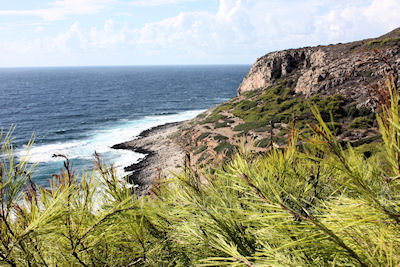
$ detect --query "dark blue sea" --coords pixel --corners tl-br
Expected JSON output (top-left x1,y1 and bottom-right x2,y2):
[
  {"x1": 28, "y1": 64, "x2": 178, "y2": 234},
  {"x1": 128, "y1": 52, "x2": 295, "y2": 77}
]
[{"x1": 0, "y1": 65, "x2": 249, "y2": 185}]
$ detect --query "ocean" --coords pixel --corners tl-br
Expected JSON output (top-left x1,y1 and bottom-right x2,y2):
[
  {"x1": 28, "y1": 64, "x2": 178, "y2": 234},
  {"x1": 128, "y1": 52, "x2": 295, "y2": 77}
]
[{"x1": 0, "y1": 65, "x2": 250, "y2": 186}]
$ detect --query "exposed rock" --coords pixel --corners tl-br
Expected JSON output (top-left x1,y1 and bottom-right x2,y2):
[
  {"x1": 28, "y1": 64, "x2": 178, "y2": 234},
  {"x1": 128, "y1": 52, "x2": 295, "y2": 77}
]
[
  {"x1": 238, "y1": 28, "x2": 400, "y2": 107},
  {"x1": 178, "y1": 29, "x2": 400, "y2": 166},
  {"x1": 112, "y1": 122, "x2": 185, "y2": 195}
]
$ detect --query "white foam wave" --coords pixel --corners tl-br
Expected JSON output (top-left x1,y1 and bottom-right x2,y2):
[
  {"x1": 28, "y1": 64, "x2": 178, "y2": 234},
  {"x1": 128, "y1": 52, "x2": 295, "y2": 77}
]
[
  {"x1": 20, "y1": 140, "x2": 88, "y2": 163},
  {"x1": 17, "y1": 109, "x2": 204, "y2": 176}
]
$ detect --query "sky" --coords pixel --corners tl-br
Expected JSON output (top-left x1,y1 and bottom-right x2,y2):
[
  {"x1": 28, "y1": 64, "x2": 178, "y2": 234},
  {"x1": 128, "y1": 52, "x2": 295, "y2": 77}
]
[{"x1": 0, "y1": 0, "x2": 399, "y2": 67}]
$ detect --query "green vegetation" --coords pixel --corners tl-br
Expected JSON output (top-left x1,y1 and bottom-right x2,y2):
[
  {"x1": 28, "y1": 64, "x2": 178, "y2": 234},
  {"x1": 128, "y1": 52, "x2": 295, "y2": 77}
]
[
  {"x1": 199, "y1": 102, "x2": 238, "y2": 126},
  {"x1": 213, "y1": 101, "x2": 237, "y2": 113},
  {"x1": 200, "y1": 113, "x2": 227, "y2": 124},
  {"x1": 350, "y1": 116, "x2": 375, "y2": 129},
  {"x1": 233, "y1": 121, "x2": 268, "y2": 133},
  {"x1": 214, "y1": 134, "x2": 228, "y2": 142},
  {"x1": 199, "y1": 81, "x2": 373, "y2": 143},
  {"x1": 213, "y1": 141, "x2": 236, "y2": 156},
  {"x1": 195, "y1": 112, "x2": 206, "y2": 119},
  {"x1": 1, "y1": 76, "x2": 399, "y2": 266},
  {"x1": 367, "y1": 36, "x2": 400, "y2": 47},
  {"x1": 242, "y1": 89, "x2": 261, "y2": 98},
  {"x1": 197, "y1": 151, "x2": 210, "y2": 163},
  {"x1": 196, "y1": 132, "x2": 211, "y2": 142},
  {"x1": 231, "y1": 83, "x2": 350, "y2": 133},
  {"x1": 194, "y1": 145, "x2": 208, "y2": 155},
  {"x1": 255, "y1": 137, "x2": 269, "y2": 147},
  {"x1": 214, "y1": 121, "x2": 229, "y2": 128}
]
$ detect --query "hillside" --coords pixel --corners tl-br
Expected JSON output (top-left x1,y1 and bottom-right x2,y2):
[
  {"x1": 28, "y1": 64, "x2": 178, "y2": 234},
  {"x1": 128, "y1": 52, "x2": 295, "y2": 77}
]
[{"x1": 175, "y1": 28, "x2": 400, "y2": 168}]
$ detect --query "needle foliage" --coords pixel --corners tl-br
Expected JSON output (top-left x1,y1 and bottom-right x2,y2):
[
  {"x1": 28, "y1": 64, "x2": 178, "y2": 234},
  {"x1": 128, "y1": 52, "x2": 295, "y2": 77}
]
[{"x1": 1, "y1": 76, "x2": 400, "y2": 266}]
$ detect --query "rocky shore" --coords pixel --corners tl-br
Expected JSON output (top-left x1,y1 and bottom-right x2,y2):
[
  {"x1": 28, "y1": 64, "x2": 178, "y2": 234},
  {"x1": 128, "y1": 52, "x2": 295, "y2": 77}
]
[
  {"x1": 111, "y1": 29, "x2": 400, "y2": 196},
  {"x1": 112, "y1": 122, "x2": 186, "y2": 195}
]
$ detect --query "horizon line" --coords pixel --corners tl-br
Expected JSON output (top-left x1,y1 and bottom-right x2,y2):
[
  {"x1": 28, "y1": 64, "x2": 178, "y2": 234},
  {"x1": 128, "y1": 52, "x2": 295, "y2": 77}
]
[{"x1": 0, "y1": 63, "x2": 252, "y2": 69}]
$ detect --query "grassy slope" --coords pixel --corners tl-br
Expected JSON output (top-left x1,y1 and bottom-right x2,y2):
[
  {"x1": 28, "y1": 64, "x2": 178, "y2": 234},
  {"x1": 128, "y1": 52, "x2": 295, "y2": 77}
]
[
  {"x1": 173, "y1": 29, "x2": 400, "y2": 168},
  {"x1": 176, "y1": 81, "x2": 380, "y2": 168}
]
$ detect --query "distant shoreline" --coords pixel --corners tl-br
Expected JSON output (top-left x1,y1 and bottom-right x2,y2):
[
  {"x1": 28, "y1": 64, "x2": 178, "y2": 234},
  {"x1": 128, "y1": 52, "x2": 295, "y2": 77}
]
[{"x1": 111, "y1": 121, "x2": 185, "y2": 195}]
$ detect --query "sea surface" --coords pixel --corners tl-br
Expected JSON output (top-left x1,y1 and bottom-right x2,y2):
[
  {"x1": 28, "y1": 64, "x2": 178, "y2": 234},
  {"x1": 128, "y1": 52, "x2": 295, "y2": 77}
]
[{"x1": 0, "y1": 65, "x2": 249, "y2": 186}]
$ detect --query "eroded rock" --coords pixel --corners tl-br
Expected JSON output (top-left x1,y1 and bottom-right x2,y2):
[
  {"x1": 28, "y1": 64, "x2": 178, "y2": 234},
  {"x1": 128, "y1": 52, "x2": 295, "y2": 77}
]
[{"x1": 238, "y1": 28, "x2": 400, "y2": 107}]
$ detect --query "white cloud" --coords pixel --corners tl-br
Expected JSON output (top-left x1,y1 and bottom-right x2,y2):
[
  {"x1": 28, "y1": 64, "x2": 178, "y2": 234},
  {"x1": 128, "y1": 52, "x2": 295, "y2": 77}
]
[
  {"x1": 34, "y1": 26, "x2": 44, "y2": 32},
  {"x1": 48, "y1": 21, "x2": 88, "y2": 52},
  {"x1": 0, "y1": 19, "x2": 126, "y2": 58},
  {"x1": 131, "y1": 0, "x2": 400, "y2": 54},
  {"x1": 130, "y1": 0, "x2": 195, "y2": 7},
  {"x1": 313, "y1": 0, "x2": 400, "y2": 43},
  {"x1": 1, "y1": 0, "x2": 400, "y2": 66},
  {"x1": 90, "y1": 20, "x2": 127, "y2": 48},
  {"x1": 364, "y1": 0, "x2": 400, "y2": 31},
  {"x1": 0, "y1": 0, "x2": 115, "y2": 21}
]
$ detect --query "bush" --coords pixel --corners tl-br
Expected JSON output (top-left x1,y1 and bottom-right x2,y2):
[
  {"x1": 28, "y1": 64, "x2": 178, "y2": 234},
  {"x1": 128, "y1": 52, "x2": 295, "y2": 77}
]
[
  {"x1": 242, "y1": 90, "x2": 261, "y2": 98},
  {"x1": 214, "y1": 134, "x2": 228, "y2": 141},
  {"x1": 214, "y1": 121, "x2": 229, "y2": 128},
  {"x1": 349, "y1": 116, "x2": 374, "y2": 129},
  {"x1": 367, "y1": 37, "x2": 400, "y2": 47},
  {"x1": 233, "y1": 121, "x2": 268, "y2": 132},
  {"x1": 213, "y1": 141, "x2": 236, "y2": 156},
  {"x1": 196, "y1": 112, "x2": 206, "y2": 119},
  {"x1": 196, "y1": 132, "x2": 211, "y2": 141},
  {"x1": 200, "y1": 113, "x2": 227, "y2": 124},
  {"x1": 194, "y1": 145, "x2": 208, "y2": 155},
  {"x1": 255, "y1": 137, "x2": 270, "y2": 147}
]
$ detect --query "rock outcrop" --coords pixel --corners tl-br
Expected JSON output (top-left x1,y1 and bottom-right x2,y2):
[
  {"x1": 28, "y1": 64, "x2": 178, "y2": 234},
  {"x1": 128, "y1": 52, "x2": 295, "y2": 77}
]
[
  {"x1": 175, "y1": 28, "x2": 400, "y2": 171},
  {"x1": 238, "y1": 28, "x2": 400, "y2": 106}
]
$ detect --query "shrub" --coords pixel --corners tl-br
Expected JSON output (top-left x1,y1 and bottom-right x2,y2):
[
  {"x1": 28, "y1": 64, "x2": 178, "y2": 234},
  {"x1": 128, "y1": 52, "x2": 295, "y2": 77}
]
[
  {"x1": 255, "y1": 138, "x2": 269, "y2": 147},
  {"x1": 242, "y1": 90, "x2": 261, "y2": 98},
  {"x1": 349, "y1": 116, "x2": 374, "y2": 129},
  {"x1": 195, "y1": 132, "x2": 211, "y2": 141},
  {"x1": 194, "y1": 145, "x2": 208, "y2": 155},
  {"x1": 197, "y1": 151, "x2": 210, "y2": 163},
  {"x1": 214, "y1": 121, "x2": 229, "y2": 128},
  {"x1": 367, "y1": 37, "x2": 400, "y2": 47},
  {"x1": 213, "y1": 141, "x2": 236, "y2": 156},
  {"x1": 196, "y1": 112, "x2": 206, "y2": 119},
  {"x1": 233, "y1": 121, "x2": 268, "y2": 132},
  {"x1": 214, "y1": 134, "x2": 228, "y2": 141},
  {"x1": 200, "y1": 113, "x2": 227, "y2": 124},
  {"x1": 213, "y1": 102, "x2": 237, "y2": 114}
]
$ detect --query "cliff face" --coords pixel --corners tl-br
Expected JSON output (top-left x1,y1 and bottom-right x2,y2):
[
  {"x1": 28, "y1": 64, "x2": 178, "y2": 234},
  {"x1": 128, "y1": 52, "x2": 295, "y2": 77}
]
[
  {"x1": 176, "y1": 28, "x2": 400, "y2": 169},
  {"x1": 238, "y1": 28, "x2": 400, "y2": 106}
]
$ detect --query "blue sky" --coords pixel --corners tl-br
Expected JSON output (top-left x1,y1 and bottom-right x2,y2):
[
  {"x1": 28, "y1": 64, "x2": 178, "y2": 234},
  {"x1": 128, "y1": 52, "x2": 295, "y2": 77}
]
[{"x1": 0, "y1": 0, "x2": 399, "y2": 67}]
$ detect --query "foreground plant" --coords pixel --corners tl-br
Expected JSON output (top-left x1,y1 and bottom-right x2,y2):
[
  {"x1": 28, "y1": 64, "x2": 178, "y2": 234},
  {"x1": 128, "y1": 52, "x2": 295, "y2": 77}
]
[
  {"x1": 0, "y1": 131, "x2": 166, "y2": 266},
  {"x1": 0, "y1": 75, "x2": 399, "y2": 266},
  {"x1": 161, "y1": 75, "x2": 400, "y2": 266}
]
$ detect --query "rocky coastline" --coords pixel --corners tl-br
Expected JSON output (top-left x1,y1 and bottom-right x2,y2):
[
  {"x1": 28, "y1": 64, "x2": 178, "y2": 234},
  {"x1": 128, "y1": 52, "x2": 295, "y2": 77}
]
[
  {"x1": 111, "y1": 121, "x2": 185, "y2": 195},
  {"x1": 111, "y1": 28, "x2": 400, "y2": 196}
]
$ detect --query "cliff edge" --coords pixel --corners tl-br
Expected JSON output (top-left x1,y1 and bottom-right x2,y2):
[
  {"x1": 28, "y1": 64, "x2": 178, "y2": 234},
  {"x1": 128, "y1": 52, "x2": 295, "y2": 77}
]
[
  {"x1": 238, "y1": 28, "x2": 400, "y2": 106},
  {"x1": 174, "y1": 28, "x2": 400, "y2": 169}
]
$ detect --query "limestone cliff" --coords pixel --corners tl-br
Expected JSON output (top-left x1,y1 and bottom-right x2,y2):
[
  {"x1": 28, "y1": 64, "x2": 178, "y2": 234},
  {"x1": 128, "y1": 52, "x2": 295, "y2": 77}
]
[
  {"x1": 238, "y1": 28, "x2": 400, "y2": 106},
  {"x1": 176, "y1": 28, "x2": 400, "y2": 168}
]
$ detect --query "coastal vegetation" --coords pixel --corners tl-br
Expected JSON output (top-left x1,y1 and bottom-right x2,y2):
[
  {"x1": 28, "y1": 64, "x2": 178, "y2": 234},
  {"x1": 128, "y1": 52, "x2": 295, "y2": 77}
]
[
  {"x1": 178, "y1": 79, "x2": 379, "y2": 168},
  {"x1": 367, "y1": 36, "x2": 400, "y2": 47},
  {"x1": 1, "y1": 73, "x2": 399, "y2": 266}
]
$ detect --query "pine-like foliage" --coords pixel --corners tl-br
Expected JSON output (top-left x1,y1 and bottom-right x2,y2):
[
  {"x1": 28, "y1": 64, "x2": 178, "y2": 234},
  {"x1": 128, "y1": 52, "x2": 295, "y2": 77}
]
[{"x1": 1, "y1": 76, "x2": 400, "y2": 266}]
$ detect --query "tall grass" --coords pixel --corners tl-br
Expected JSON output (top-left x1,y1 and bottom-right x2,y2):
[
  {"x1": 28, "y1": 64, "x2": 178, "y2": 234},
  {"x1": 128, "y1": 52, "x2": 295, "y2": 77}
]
[{"x1": 1, "y1": 76, "x2": 400, "y2": 266}]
